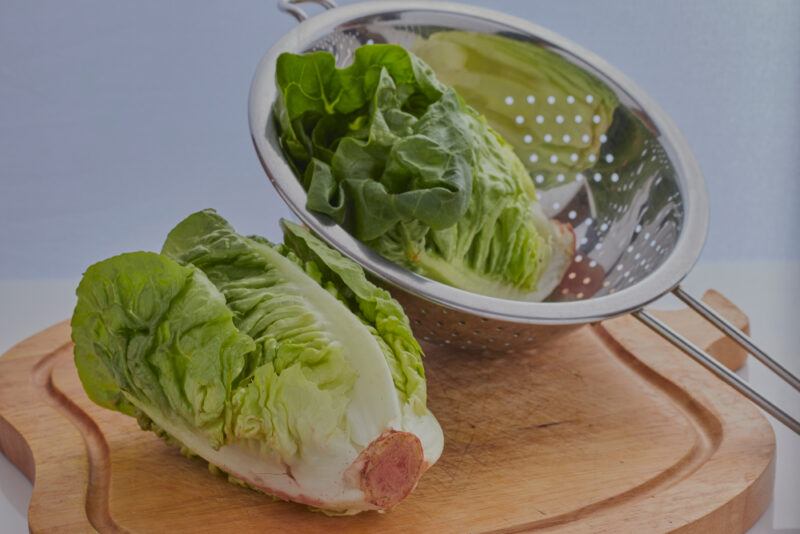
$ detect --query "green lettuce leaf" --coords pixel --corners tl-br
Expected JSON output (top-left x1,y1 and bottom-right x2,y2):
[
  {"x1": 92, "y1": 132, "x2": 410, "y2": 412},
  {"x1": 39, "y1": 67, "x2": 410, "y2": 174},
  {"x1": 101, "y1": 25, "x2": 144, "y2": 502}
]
[
  {"x1": 71, "y1": 252, "x2": 253, "y2": 448},
  {"x1": 162, "y1": 210, "x2": 378, "y2": 458},
  {"x1": 279, "y1": 220, "x2": 427, "y2": 414}
]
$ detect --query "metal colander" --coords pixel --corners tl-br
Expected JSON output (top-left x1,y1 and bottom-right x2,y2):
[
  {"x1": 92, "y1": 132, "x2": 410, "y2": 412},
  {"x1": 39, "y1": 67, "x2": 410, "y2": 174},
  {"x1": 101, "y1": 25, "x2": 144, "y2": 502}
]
[{"x1": 249, "y1": 0, "x2": 799, "y2": 433}]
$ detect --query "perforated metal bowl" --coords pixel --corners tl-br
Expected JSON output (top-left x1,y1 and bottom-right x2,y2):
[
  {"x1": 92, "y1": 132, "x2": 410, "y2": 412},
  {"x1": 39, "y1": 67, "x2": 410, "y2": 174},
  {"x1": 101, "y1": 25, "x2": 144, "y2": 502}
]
[{"x1": 249, "y1": 0, "x2": 799, "y2": 432}]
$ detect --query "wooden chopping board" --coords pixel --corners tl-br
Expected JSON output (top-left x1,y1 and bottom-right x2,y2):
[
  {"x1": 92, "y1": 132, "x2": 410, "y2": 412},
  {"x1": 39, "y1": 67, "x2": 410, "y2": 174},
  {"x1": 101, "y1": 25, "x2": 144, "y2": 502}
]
[{"x1": 0, "y1": 290, "x2": 775, "y2": 533}]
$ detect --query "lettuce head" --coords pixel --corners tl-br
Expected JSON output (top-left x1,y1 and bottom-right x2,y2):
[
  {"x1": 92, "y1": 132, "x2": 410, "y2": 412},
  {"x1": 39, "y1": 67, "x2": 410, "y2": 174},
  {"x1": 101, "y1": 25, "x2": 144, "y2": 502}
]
[
  {"x1": 274, "y1": 42, "x2": 576, "y2": 301},
  {"x1": 71, "y1": 209, "x2": 443, "y2": 514}
]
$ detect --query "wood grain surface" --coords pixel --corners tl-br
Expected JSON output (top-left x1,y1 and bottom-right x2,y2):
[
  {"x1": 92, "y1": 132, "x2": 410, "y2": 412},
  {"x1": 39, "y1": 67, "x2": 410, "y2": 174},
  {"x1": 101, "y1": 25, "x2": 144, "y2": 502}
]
[{"x1": 0, "y1": 290, "x2": 775, "y2": 533}]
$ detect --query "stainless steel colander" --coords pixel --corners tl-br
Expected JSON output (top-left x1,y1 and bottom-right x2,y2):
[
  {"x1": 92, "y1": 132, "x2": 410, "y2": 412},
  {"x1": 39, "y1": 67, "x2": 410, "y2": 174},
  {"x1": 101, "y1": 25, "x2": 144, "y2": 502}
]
[{"x1": 249, "y1": 0, "x2": 800, "y2": 433}]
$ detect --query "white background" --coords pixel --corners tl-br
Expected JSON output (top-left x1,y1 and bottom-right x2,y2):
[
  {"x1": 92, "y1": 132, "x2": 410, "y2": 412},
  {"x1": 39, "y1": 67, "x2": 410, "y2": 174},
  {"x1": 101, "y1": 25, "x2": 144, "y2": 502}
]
[{"x1": 0, "y1": 1, "x2": 798, "y2": 532}]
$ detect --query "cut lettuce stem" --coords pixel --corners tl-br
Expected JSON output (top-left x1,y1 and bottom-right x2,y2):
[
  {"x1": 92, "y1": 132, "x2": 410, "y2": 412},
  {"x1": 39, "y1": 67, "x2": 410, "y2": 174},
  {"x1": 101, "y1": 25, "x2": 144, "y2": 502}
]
[
  {"x1": 127, "y1": 394, "x2": 426, "y2": 513},
  {"x1": 526, "y1": 204, "x2": 576, "y2": 301}
]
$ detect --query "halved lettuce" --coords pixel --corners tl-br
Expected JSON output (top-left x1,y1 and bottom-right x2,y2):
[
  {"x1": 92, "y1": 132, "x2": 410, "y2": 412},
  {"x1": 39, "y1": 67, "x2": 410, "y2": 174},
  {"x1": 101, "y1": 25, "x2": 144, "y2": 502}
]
[
  {"x1": 274, "y1": 44, "x2": 574, "y2": 300},
  {"x1": 72, "y1": 209, "x2": 443, "y2": 514}
]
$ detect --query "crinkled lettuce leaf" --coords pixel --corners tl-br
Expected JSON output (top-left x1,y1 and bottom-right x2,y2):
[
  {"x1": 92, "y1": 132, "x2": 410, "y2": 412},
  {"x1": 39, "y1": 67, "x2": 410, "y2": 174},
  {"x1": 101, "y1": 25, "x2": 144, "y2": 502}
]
[
  {"x1": 278, "y1": 48, "x2": 471, "y2": 241},
  {"x1": 274, "y1": 44, "x2": 559, "y2": 297},
  {"x1": 162, "y1": 210, "x2": 360, "y2": 459},
  {"x1": 71, "y1": 252, "x2": 253, "y2": 448},
  {"x1": 279, "y1": 220, "x2": 427, "y2": 414}
]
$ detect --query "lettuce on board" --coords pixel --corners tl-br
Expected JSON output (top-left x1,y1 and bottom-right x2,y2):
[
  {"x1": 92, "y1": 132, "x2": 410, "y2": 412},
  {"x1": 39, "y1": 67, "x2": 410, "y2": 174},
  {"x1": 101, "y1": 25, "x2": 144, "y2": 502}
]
[
  {"x1": 274, "y1": 43, "x2": 574, "y2": 301},
  {"x1": 72, "y1": 209, "x2": 443, "y2": 514}
]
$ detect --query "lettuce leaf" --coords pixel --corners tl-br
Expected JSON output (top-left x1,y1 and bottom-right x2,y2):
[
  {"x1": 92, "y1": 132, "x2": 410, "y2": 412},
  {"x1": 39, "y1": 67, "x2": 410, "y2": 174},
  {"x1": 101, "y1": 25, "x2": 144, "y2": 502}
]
[
  {"x1": 161, "y1": 210, "x2": 361, "y2": 459},
  {"x1": 72, "y1": 252, "x2": 253, "y2": 448},
  {"x1": 279, "y1": 52, "x2": 472, "y2": 241},
  {"x1": 279, "y1": 220, "x2": 427, "y2": 414}
]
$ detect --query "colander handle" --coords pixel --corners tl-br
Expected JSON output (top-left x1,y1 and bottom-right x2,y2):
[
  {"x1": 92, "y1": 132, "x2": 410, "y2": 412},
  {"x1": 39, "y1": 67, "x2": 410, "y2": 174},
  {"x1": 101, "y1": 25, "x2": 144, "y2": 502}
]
[
  {"x1": 672, "y1": 286, "x2": 800, "y2": 391},
  {"x1": 633, "y1": 285, "x2": 800, "y2": 435},
  {"x1": 277, "y1": 0, "x2": 337, "y2": 22}
]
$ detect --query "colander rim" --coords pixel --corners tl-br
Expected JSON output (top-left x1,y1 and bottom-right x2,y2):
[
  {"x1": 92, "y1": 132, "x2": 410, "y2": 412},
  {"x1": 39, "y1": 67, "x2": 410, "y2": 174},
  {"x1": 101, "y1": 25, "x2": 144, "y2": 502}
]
[{"x1": 248, "y1": 0, "x2": 709, "y2": 325}]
